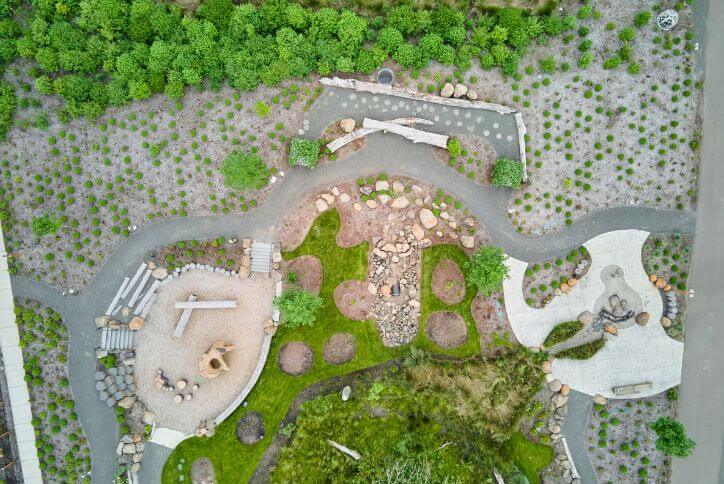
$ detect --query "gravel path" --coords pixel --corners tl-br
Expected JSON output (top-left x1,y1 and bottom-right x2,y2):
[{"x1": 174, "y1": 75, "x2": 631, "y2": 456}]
[{"x1": 7, "y1": 85, "x2": 696, "y2": 482}]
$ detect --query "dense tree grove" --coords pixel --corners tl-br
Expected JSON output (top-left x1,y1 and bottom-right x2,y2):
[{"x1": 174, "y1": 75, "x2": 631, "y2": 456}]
[{"x1": 0, "y1": 0, "x2": 575, "y2": 125}]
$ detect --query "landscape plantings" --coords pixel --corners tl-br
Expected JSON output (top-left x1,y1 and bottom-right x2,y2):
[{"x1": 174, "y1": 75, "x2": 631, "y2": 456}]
[
  {"x1": 543, "y1": 320, "x2": 583, "y2": 348},
  {"x1": 150, "y1": 237, "x2": 246, "y2": 272},
  {"x1": 466, "y1": 246, "x2": 509, "y2": 296},
  {"x1": 273, "y1": 350, "x2": 548, "y2": 482},
  {"x1": 437, "y1": 135, "x2": 497, "y2": 185},
  {"x1": 492, "y1": 158, "x2": 525, "y2": 188},
  {"x1": 14, "y1": 301, "x2": 91, "y2": 482},
  {"x1": 274, "y1": 289, "x2": 324, "y2": 328},
  {"x1": 651, "y1": 417, "x2": 695, "y2": 458},
  {"x1": 587, "y1": 392, "x2": 678, "y2": 483},
  {"x1": 522, "y1": 246, "x2": 589, "y2": 307},
  {"x1": 288, "y1": 137, "x2": 321, "y2": 168},
  {"x1": 642, "y1": 233, "x2": 692, "y2": 341},
  {"x1": 221, "y1": 150, "x2": 270, "y2": 190},
  {"x1": 553, "y1": 338, "x2": 604, "y2": 360}
]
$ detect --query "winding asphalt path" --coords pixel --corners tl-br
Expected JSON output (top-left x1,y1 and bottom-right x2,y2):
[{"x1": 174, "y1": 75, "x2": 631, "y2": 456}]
[
  {"x1": 562, "y1": 391, "x2": 597, "y2": 484},
  {"x1": 7, "y1": 85, "x2": 696, "y2": 482}
]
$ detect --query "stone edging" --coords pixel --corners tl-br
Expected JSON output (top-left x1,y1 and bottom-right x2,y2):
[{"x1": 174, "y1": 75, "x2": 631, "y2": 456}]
[
  {"x1": 0, "y1": 224, "x2": 42, "y2": 483},
  {"x1": 319, "y1": 77, "x2": 528, "y2": 182},
  {"x1": 560, "y1": 436, "x2": 580, "y2": 479},
  {"x1": 320, "y1": 77, "x2": 517, "y2": 114}
]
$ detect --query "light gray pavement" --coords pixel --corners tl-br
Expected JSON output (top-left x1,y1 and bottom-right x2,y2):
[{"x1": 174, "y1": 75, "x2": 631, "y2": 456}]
[
  {"x1": 672, "y1": 0, "x2": 724, "y2": 482},
  {"x1": 6, "y1": 86, "x2": 697, "y2": 482},
  {"x1": 561, "y1": 390, "x2": 597, "y2": 484}
]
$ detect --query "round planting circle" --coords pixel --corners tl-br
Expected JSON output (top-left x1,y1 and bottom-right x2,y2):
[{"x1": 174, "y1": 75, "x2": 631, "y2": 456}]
[
  {"x1": 323, "y1": 332, "x2": 356, "y2": 365},
  {"x1": 277, "y1": 341, "x2": 313, "y2": 376},
  {"x1": 236, "y1": 411, "x2": 265, "y2": 445},
  {"x1": 425, "y1": 311, "x2": 468, "y2": 349}
]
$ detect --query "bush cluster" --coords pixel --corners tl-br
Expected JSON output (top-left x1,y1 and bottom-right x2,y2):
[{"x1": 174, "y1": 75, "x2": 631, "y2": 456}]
[
  {"x1": 289, "y1": 137, "x2": 321, "y2": 168},
  {"x1": 220, "y1": 150, "x2": 269, "y2": 190},
  {"x1": 492, "y1": 158, "x2": 525, "y2": 188},
  {"x1": 274, "y1": 288, "x2": 323, "y2": 328}
]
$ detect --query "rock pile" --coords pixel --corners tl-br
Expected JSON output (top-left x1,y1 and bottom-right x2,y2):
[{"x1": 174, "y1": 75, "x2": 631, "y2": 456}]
[
  {"x1": 440, "y1": 83, "x2": 478, "y2": 101},
  {"x1": 649, "y1": 274, "x2": 679, "y2": 326},
  {"x1": 541, "y1": 360, "x2": 579, "y2": 484},
  {"x1": 116, "y1": 433, "x2": 146, "y2": 473},
  {"x1": 95, "y1": 365, "x2": 136, "y2": 408},
  {"x1": 154, "y1": 369, "x2": 199, "y2": 402}
]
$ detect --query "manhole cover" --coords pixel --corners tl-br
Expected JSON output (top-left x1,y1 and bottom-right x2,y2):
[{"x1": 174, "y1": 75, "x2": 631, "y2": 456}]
[{"x1": 377, "y1": 68, "x2": 394, "y2": 85}]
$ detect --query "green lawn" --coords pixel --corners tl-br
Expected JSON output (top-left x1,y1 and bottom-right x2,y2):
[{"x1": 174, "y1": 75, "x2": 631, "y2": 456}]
[
  {"x1": 162, "y1": 210, "x2": 402, "y2": 483},
  {"x1": 502, "y1": 431, "x2": 555, "y2": 484},
  {"x1": 417, "y1": 244, "x2": 482, "y2": 355}
]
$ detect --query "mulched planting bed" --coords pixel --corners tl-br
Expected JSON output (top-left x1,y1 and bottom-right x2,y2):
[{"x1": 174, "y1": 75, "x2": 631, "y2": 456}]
[
  {"x1": 523, "y1": 247, "x2": 590, "y2": 308},
  {"x1": 236, "y1": 412, "x2": 265, "y2": 445},
  {"x1": 277, "y1": 342, "x2": 314, "y2": 376},
  {"x1": 333, "y1": 279, "x2": 374, "y2": 321},
  {"x1": 425, "y1": 310, "x2": 468, "y2": 349},
  {"x1": 431, "y1": 258, "x2": 466, "y2": 305},
  {"x1": 190, "y1": 457, "x2": 215, "y2": 484},
  {"x1": 150, "y1": 237, "x2": 246, "y2": 272},
  {"x1": 471, "y1": 291, "x2": 519, "y2": 352},
  {"x1": 284, "y1": 255, "x2": 323, "y2": 295},
  {"x1": 322, "y1": 332, "x2": 357, "y2": 365}
]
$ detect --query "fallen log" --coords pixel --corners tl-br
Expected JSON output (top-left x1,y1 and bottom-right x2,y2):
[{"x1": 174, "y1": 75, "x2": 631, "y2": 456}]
[
  {"x1": 362, "y1": 118, "x2": 449, "y2": 148},
  {"x1": 326, "y1": 117, "x2": 433, "y2": 153}
]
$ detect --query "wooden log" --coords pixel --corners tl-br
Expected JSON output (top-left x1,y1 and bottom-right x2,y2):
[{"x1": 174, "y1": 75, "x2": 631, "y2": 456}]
[
  {"x1": 121, "y1": 263, "x2": 147, "y2": 299},
  {"x1": 327, "y1": 117, "x2": 433, "y2": 153},
  {"x1": 105, "y1": 277, "x2": 130, "y2": 316},
  {"x1": 174, "y1": 294, "x2": 198, "y2": 338},
  {"x1": 174, "y1": 300, "x2": 237, "y2": 309},
  {"x1": 128, "y1": 269, "x2": 152, "y2": 307},
  {"x1": 134, "y1": 279, "x2": 161, "y2": 316},
  {"x1": 327, "y1": 440, "x2": 361, "y2": 460},
  {"x1": 362, "y1": 118, "x2": 449, "y2": 148}
]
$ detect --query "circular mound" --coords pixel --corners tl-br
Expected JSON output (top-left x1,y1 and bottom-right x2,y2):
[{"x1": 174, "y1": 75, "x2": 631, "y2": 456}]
[
  {"x1": 431, "y1": 259, "x2": 466, "y2": 305},
  {"x1": 323, "y1": 333, "x2": 356, "y2": 365},
  {"x1": 277, "y1": 341, "x2": 313, "y2": 376},
  {"x1": 334, "y1": 280, "x2": 374, "y2": 320},
  {"x1": 236, "y1": 411, "x2": 265, "y2": 445},
  {"x1": 285, "y1": 256, "x2": 323, "y2": 294},
  {"x1": 191, "y1": 457, "x2": 215, "y2": 484},
  {"x1": 425, "y1": 311, "x2": 468, "y2": 349}
]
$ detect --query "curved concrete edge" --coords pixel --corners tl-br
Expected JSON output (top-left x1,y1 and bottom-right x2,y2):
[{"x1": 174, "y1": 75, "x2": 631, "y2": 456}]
[
  {"x1": 148, "y1": 332, "x2": 273, "y2": 449},
  {"x1": 504, "y1": 229, "x2": 684, "y2": 399},
  {"x1": 0, "y1": 224, "x2": 42, "y2": 483},
  {"x1": 215, "y1": 332, "x2": 272, "y2": 425},
  {"x1": 320, "y1": 77, "x2": 518, "y2": 114}
]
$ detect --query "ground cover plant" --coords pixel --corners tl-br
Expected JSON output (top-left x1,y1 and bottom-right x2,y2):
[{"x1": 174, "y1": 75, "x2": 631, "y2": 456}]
[
  {"x1": 587, "y1": 391, "x2": 680, "y2": 483},
  {"x1": 272, "y1": 349, "x2": 549, "y2": 482},
  {"x1": 543, "y1": 320, "x2": 582, "y2": 348},
  {"x1": 14, "y1": 301, "x2": 91, "y2": 482}
]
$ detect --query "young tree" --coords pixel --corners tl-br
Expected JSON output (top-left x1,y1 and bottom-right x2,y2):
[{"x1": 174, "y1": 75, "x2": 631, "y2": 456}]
[
  {"x1": 220, "y1": 150, "x2": 269, "y2": 190},
  {"x1": 465, "y1": 246, "x2": 508, "y2": 296},
  {"x1": 651, "y1": 417, "x2": 695, "y2": 458},
  {"x1": 274, "y1": 289, "x2": 323, "y2": 328}
]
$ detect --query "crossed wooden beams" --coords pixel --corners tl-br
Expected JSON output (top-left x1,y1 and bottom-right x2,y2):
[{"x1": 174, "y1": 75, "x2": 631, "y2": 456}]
[
  {"x1": 173, "y1": 295, "x2": 237, "y2": 338},
  {"x1": 326, "y1": 117, "x2": 449, "y2": 153}
]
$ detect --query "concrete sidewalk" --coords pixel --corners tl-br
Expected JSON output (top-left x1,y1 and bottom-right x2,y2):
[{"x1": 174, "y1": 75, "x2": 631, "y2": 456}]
[{"x1": 0, "y1": 223, "x2": 42, "y2": 483}]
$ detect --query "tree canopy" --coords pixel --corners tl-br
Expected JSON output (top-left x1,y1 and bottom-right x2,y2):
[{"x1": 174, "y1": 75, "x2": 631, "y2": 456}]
[
  {"x1": 465, "y1": 246, "x2": 509, "y2": 296},
  {"x1": 274, "y1": 289, "x2": 323, "y2": 328},
  {"x1": 650, "y1": 417, "x2": 696, "y2": 458},
  {"x1": 220, "y1": 150, "x2": 269, "y2": 190}
]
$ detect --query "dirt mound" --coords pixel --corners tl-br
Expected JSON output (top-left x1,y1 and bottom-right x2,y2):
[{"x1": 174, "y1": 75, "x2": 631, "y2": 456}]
[
  {"x1": 323, "y1": 333, "x2": 356, "y2": 364},
  {"x1": 425, "y1": 311, "x2": 468, "y2": 349},
  {"x1": 191, "y1": 457, "x2": 215, "y2": 484},
  {"x1": 431, "y1": 259, "x2": 466, "y2": 305},
  {"x1": 334, "y1": 280, "x2": 374, "y2": 320},
  {"x1": 236, "y1": 411, "x2": 265, "y2": 445},
  {"x1": 285, "y1": 256, "x2": 323, "y2": 294},
  {"x1": 277, "y1": 341, "x2": 313, "y2": 376}
]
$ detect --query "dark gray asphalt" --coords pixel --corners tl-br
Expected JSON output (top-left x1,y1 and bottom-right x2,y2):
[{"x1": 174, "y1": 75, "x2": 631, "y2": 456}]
[
  {"x1": 561, "y1": 390, "x2": 597, "y2": 484},
  {"x1": 672, "y1": 0, "x2": 724, "y2": 482}
]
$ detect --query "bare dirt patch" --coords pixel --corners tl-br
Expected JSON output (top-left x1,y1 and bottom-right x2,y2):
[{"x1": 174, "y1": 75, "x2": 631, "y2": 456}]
[
  {"x1": 333, "y1": 280, "x2": 374, "y2": 321},
  {"x1": 190, "y1": 457, "x2": 215, "y2": 484},
  {"x1": 425, "y1": 311, "x2": 468, "y2": 349},
  {"x1": 322, "y1": 332, "x2": 357, "y2": 365},
  {"x1": 431, "y1": 258, "x2": 466, "y2": 305},
  {"x1": 236, "y1": 411, "x2": 265, "y2": 445},
  {"x1": 277, "y1": 342, "x2": 313, "y2": 376},
  {"x1": 471, "y1": 291, "x2": 518, "y2": 351},
  {"x1": 284, "y1": 255, "x2": 323, "y2": 294}
]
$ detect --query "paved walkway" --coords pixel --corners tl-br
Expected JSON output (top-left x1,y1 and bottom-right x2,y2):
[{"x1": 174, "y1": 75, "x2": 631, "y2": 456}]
[
  {"x1": 561, "y1": 390, "x2": 597, "y2": 484},
  {"x1": 673, "y1": 0, "x2": 724, "y2": 481},
  {"x1": 5, "y1": 86, "x2": 696, "y2": 482},
  {"x1": 0, "y1": 224, "x2": 42, "y2": 483},
  {"x1": 504, "y1": 230, "x2": 683, "y2": 399}
]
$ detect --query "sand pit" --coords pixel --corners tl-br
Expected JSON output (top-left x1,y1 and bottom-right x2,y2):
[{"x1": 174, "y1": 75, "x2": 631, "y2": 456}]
[{"x1": 135, "y1": 270, "x2": 273, "y2": 434}]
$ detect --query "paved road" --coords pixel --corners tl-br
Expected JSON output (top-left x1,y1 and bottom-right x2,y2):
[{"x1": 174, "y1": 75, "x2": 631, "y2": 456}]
[
  {"x1": 8, "y1": 86, "x2": 696, "y2": 482},
  {"x1": 672, "y1": 0, "x2": 724, "y2": 482}
]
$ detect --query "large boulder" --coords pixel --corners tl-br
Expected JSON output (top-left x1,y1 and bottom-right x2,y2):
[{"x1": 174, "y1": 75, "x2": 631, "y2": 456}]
[
  {"x1": 339, "y1": 118, "x2": 355, "y2": 133},
  {"x1": 460, "y1": 235, "x2": 474, "y2": 248},
  {"x1": 419, "y1": 208, "x2": 438, "y2": 229},
  {"x1": 440, "y1": 83, "x2": 454, "y2": 98},
  {"x1": 129, "y1": 316, "x2": 144, "y2": 331},
  {"x1": 635, "y1": 312, "x2": 650, "y2": 326},
  {"x1": 453, "y1": 84, "x2": 468, "y2": 98},
  {"x1": 578, "y1": 311, "x2": 593, "y2": 325}
]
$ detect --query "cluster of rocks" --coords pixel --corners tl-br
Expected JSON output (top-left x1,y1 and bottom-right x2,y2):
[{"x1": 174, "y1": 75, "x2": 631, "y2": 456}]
[
  {"x1": 368, "y1": 230, "x2": 422, "y2": 346},
  {"x1": 573, "y1": 259, "x2": 589, "y2": 276},
  {"x1": 314, "y1": 185, "x2": 351, "y2": 212},
  {"x1": 440, "y1": 82, "x2": 478, "y2": 100},
  {"x1": 154, "y1": 369, "x2": 200, "y2": 404},
  {"x1": 116, "y1": 433, "x2": 147, "y2": 474},
  {"x1": 553, "y1": 277, "x2": 579, "y2": 297},
  {"x1": 95, "y1": 365, "x2": 136, "y2": 408},
  {"x1": 195, "y1": 418, "x2": 217, "y2": 438},
  {"x1": 95, "y1": 315, "x2": 144, "y2": 331},
  {"x1": 649, "y1": 274, "x2": 678, "y2": 327},
  {"x1": 540, "y1": 362, "x2": 579, "y2": 483}
]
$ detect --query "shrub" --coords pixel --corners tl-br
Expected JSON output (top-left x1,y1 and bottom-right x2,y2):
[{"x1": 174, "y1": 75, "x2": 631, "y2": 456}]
[
  {"x1": 603, "y1": 55, "x2": 622, "y2": 69},
  {"x1": 254, "y1": 101, "x2": 271, "y2": 118},
  {"x1": 447, "y1": 137, "x2": 462, "y2": 156},
  {"x1": 0, "y1": 81, "x2": 16, "y2": 140},
  {"x1": 651, "y1": 417, "x2": 695, "y2": 457},
  {"x1": 554, "y1": 338, "x2": 605, "y2": 359},
  {"x1": 539, "y1": 56, "x2": 557, "y2": 74},
  {"x1": 465, "y1": 246, "x2": 508, "y2": 296},
  {"x1": 221, "y1": 150, "x2": 269, "y2": 190},
  {"x1": 274, "y1": 289, "x2": 323, "y2": 328},
  {"x1": 492, "y1": 158, "x2": 525, "y2": 189},
  {"x1": 543, "y1": 320, "x2": 584, "y2": 348},
  {"x1": 32, "y1": 214, "x2": 62, "y2": 237},
  {"x1": 619, "y1": 27, "x2": 635, "y2": 42},
  {"x1": 634, "y1": 11, "x2": 652, "y2": 28},
  {"x1": 288, "y1": 138, "x2": 321, "y2": 168},
  {"x1": 578, "y1": 52, "x2": 593, "y2": 68}
]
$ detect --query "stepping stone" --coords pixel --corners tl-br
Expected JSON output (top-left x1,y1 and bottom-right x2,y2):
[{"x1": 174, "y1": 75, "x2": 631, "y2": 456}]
[
  {"x1": 99, "y1": 390, "x2": 109, "y2": 401},
  {"x1": 107, "y1": 367, "x2": 118, "y2": 376},
  {"x1": 96, "y1": 381, "x2": 107, "y2": 391},
  {"x1": 94, "y1": 371, "x2": 105, "y2": 381}
]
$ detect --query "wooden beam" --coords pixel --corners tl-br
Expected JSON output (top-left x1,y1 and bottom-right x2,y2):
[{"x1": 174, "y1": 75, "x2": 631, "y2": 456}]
[
  {"x1": 362, "y1": 118, "x2": 448, "y2": 148},
  {"x1": 326, "y1": 117, "x2": 433, "y2": 153},
  {"x1": 174, "y1": 300, "x2": 237, "y2": 309}
]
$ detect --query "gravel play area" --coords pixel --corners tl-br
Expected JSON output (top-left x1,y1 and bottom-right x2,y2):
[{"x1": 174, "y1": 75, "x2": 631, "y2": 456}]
[{"x1": 134, "y1": 270, "x2": 273, "y2": 434}]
